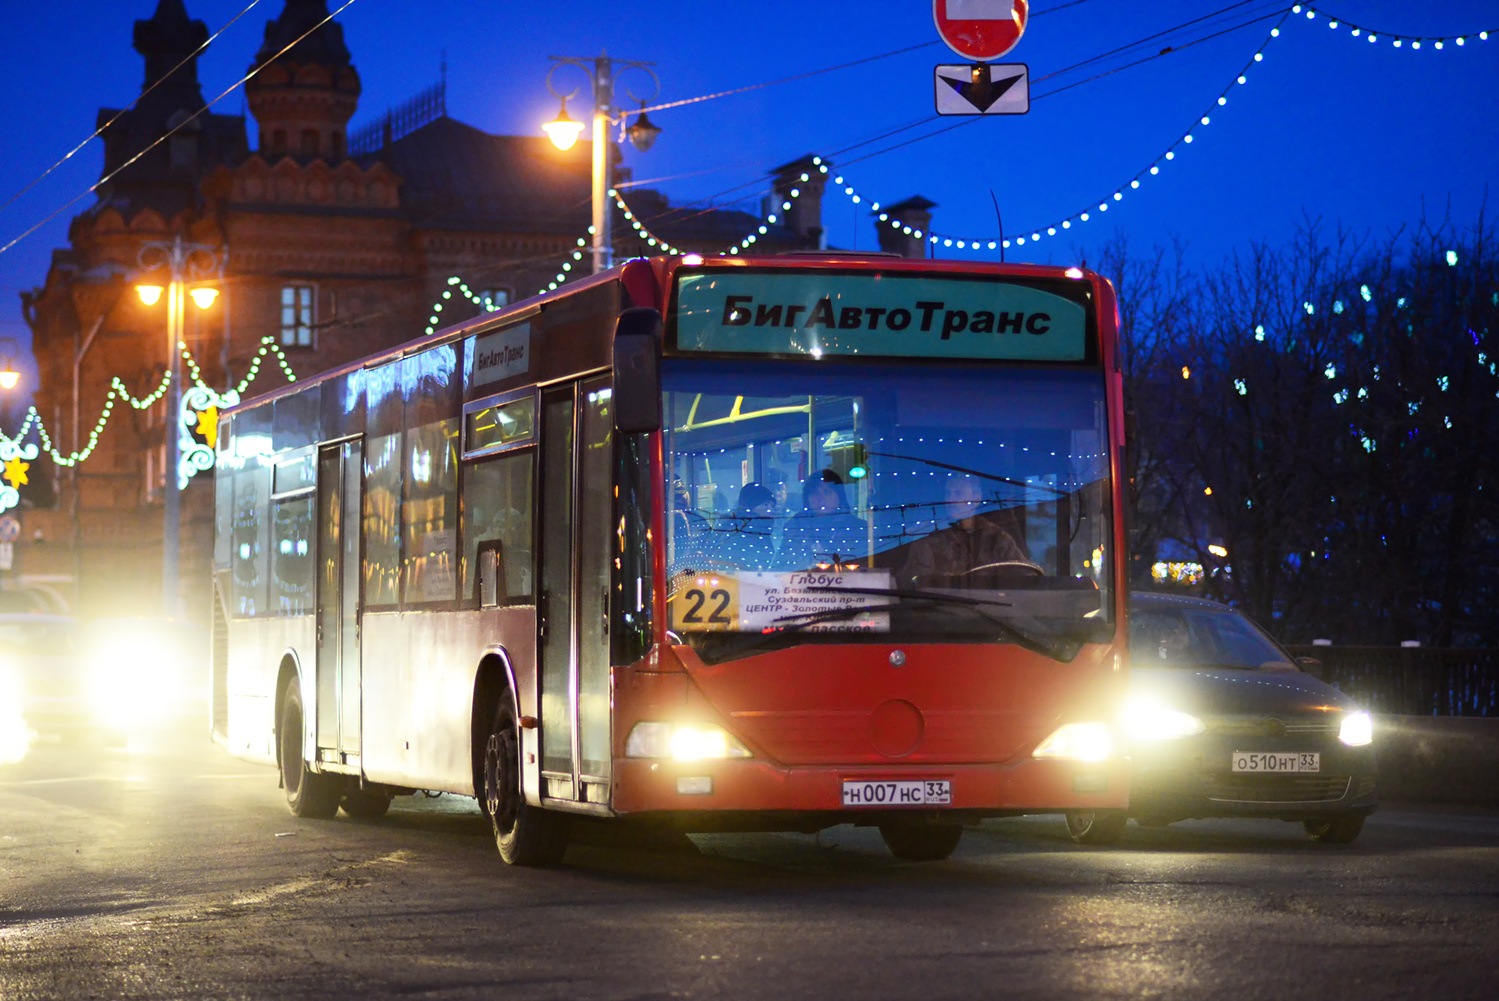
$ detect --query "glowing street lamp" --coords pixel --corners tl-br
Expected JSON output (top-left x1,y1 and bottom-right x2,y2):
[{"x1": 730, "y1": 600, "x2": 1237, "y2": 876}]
[
  {"x1": 544, "y1": 52, "x2": 661, "y2": 275},
  {"x1": 0, "y1": 366, "x2": 17, "y2": 391},
  {"x1": 136, "y1": 284, "x2": 164, "y2": 306},
  {"x1": 543, "y1": 98, "x2": 584, "y2": 151}
]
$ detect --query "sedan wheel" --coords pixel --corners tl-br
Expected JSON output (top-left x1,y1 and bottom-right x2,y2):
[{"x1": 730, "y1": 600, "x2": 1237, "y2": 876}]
[
  {"x1": 1064, "y1": 809, "x2": 1127, "y2": 845},
  {"x1": 1304, "y1": 815, "x2": 1365, "y2": 844}
]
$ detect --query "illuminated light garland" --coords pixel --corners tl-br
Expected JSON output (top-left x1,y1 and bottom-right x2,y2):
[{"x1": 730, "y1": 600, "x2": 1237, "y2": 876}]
[
  {"x1": 884, "y1": 14, "x2": 1294, "y2": 250},
  {"x1": 1293, "y1": 4, "x2": 1494, "y2": 48},
  {"x1": 0, "y1": 335, "x2": 300, "y2": 495},
  {"x1": 609, "y1": 182, "x2": 805, "y2": 260}
]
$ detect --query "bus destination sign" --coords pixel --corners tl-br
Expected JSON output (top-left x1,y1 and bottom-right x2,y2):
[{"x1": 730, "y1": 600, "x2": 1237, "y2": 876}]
[{"x1": 674, "y1": 272, "x2": 1087, "y2": 362}]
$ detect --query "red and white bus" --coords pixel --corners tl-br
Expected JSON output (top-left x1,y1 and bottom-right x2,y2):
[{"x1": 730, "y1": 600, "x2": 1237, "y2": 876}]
[{"x1": 212, "y1": 252, "x2": 1130, "y2": 863}]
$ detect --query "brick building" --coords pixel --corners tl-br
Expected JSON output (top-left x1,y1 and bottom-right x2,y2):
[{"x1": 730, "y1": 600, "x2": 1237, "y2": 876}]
[{"x1": 18, "y1": 0, "x2": 924, "y2": 622}]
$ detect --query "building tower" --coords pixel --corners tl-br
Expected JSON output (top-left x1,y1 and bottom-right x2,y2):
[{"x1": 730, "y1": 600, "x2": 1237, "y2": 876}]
[{"x1": 244, "y1": 0, "x2": 362, "y2": 159}]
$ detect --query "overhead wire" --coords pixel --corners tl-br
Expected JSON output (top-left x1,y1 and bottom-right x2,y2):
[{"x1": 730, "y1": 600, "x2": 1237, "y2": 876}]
[
  {"x1": 0, "y1": 0, "x2": 267, "y2": 220},
  {"x1": 0, "y1": 0, "x2": 363, "y2": 261},
  {"x1": 638, "y1": 1, "x2": 1295, "y2": 228}
]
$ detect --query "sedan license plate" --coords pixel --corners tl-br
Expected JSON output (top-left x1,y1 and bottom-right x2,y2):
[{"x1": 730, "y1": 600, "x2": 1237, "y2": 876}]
[
  {"x1": 1231, "y1": 751, "x2": 1320, "y2": 773},
  {"x1": 841, "y1": 779, "x2": 951, "y2": 807}
]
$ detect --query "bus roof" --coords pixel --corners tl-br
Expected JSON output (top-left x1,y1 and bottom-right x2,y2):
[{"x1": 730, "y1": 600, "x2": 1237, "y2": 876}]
[{"x1": 225, "y1": 254, "x2": 1109, "y2": 417}]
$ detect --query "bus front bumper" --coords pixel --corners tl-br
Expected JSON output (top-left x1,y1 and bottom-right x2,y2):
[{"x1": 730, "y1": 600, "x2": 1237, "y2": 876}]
[{"x1": 610, "y1": 755, "x2": 1128, "y2": 825}]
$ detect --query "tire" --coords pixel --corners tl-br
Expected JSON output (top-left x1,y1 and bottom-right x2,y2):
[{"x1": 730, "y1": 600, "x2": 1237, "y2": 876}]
[
  {"x1": 1304, "y1": 814, "x2": 1365, "y2": 844},
  {"x1": 341, "y1": 787, "x2": 393, "y2": 820},
  {"x1": 279, "y1": 683, "x2": 341, "y2": 819},
  {"x1": 483, "y1": 691, "x2": 570, "y2": 866},
  {"x1": 879, "y1": 822, "x2": 964, "y2": 861},
  {"x1": 1064, "y1": 809, "x2": 1128, "y2": 845}
]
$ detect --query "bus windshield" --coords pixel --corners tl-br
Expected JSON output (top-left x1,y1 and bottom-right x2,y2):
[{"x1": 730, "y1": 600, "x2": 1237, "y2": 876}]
[{"x1": 663, "y1": 358, "x2": 1114, "y2": 662}]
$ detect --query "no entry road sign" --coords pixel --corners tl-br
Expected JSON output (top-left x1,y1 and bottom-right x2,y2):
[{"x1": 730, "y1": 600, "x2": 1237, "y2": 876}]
[{"x1": 933, "y1": 0, "x2": 1029, "y2": 61}]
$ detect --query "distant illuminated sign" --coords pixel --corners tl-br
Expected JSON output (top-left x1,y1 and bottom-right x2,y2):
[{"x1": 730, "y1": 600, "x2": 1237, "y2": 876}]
[{"x1": 674, "y1": 271, "x2": 1088, "y2": 362}]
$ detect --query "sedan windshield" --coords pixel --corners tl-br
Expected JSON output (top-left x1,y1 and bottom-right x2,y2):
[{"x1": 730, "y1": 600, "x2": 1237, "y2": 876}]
[
  {"x1": 1129, "y1": 605, "x2": 1296, "y2": 671},
  {"x1": 663, "y1": 358, "x2": 1114, "y2": 662}
]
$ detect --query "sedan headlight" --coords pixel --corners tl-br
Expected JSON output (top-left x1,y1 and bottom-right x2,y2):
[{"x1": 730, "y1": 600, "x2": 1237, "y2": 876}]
[
  {"x1": 1339, "y1": 711, "x2": 1373, "y2": 747},
  {"x1": 1033, "y1": 721, "x2": 1114, "y2": 762},
  {"x1": 1121, "y1": 697, "x2": 1205, "y2": 742},
  {"x1": 625, "y1": 721, "x2": 753, "y2": 762}
]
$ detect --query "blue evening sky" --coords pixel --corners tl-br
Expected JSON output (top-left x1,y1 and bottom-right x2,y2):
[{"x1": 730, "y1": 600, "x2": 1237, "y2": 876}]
[{"x1": 1, "y1": 1, "x2": 1495, "y2": 400}]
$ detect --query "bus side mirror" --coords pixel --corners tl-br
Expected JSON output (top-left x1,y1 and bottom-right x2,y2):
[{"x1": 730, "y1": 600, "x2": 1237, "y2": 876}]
[{"x1": 613, "y1": 308, "x2": 663, "y2": 434}]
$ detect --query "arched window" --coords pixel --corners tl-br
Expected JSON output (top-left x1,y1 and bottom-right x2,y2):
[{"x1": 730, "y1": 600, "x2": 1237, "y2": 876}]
[
  {"x1": 271, "y1": 129, "x2": 288, "y2": 154},
  {"x1": 301, "y1": 129, "x2": 321, "y2": 156}
]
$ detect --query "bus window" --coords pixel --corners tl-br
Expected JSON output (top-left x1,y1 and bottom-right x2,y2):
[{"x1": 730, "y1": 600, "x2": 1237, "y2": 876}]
[
  {"x1": 364, "y1": 360, "x2": 403, "y2": 609},
  {"x1": 402, "y1": 347, "x2": 461, "y2": 605},
  {"x1": 364, "y1": 433, "x2": 402, "y2": 608},
  {"x1": 272, "y1": 495, "x2": 315, "y2": 614},
  {"x1": 461, "y1": 451, "x2": 533, "y2": 602},
  {"x1": 231, "y1": 462, "x2": 270, "y2": 615},
  {"x1": 403, "y1": 417, "x2": 460, "y2": 604}
]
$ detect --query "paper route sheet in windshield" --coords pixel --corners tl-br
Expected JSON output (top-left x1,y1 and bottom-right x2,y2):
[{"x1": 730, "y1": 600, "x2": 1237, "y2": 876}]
[{"x1": 672, "y1": 570, "x2": 893, "y2": 633}]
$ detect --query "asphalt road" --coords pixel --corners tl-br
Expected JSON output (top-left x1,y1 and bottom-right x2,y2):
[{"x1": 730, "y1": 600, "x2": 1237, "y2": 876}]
[{"x1": 3, "y1": 717, "x2": 1498, "y2": 1001}]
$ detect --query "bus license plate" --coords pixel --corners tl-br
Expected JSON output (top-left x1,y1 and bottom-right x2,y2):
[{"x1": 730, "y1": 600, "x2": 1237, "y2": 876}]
[
  {"x1": 1231, "y1": 751, "x2": 1319, "y2": 773},
  {"x1": 842, "y1": 779, "x2": 952, "y2": 807}
]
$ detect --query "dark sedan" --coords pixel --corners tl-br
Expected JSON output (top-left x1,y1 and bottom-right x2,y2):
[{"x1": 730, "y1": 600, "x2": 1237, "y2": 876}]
[{"x1": 1064, "y1": 592, "x2": 1376, "y2": 845}]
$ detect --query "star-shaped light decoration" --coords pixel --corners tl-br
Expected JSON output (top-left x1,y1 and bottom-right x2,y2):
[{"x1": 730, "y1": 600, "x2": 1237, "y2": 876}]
[
  {"x1": 2, "y1": 455, "x2": 28, "y2": 489},
  {"x1": 195, "y1": 406, "x2": 219, "y2": 450}
]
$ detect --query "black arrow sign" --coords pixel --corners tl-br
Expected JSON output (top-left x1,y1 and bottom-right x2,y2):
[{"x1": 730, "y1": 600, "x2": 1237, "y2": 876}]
[{"x1": 939, "y1": 69, "x2": 1024, "y2": 112}]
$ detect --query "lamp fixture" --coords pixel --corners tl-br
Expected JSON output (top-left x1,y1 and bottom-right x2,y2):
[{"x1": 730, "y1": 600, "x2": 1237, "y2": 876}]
[
  {"x1": 543, "y1": 97, "x2": 584, "y2": 151},
  {"x1": 136, "y1": 285, "x2": 164, "y2": 306},
  {"x1": 626, "y1": 101, "x2": 662, "y2": 152}
]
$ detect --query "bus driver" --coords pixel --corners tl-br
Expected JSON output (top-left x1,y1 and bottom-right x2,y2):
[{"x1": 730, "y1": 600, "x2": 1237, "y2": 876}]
[{"x1": 902, "y1": 473, "x2": 1032, "y2": 588}]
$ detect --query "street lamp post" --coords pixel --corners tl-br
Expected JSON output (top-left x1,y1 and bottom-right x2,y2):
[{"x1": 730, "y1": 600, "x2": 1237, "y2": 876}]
[
  {"x1": 136, "y1": 235, "x2": 221, "y2": 618},
  {"x1": 544, "y1": 52, "x2": 661, "y2": 275}
]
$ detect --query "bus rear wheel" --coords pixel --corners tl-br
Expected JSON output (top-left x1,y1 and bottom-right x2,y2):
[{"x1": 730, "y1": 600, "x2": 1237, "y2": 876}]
[
  {"x1": 279, "y1": 683, "x2": 340, "y2": 819},
  {"x1": 483, "y1": 693, "x2": 570, "y2": 866},
  {"x1": 879, "y1": 822, "x2": 963, "y2": 861}
]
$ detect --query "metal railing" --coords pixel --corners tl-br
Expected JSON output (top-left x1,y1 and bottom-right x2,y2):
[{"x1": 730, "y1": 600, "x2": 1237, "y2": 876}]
[
  {"x1": 348, "y1": 81, "x2": 446, "y2": 156},
  {"x1": 1285, "y1": 645, "x2": 1499, "y2": 717}
]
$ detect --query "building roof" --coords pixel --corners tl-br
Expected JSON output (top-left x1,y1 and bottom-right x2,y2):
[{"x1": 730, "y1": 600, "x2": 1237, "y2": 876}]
[{"x1": 369, "y1": 116, "x2": 594, "y2": 234}]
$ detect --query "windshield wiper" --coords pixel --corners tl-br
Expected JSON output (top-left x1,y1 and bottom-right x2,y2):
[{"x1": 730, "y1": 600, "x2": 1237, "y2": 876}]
[{"x1": 807, "y1": 585, "x2": 1081, "y2": 663}]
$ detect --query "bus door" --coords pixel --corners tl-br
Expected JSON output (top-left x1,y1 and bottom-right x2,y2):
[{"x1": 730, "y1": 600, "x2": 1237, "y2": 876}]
[
  {"x1": 537, "y1": 375, "x2": 614, "y2": 807},
  {"x1": 315, "y1": 439, "x2": 364, "y2": 765}
]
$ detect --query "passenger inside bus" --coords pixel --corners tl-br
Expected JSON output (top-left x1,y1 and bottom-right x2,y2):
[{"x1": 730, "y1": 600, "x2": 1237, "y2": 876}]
[
  {"x1": 716, "y1": 482, "x2": 778, "y2": 570},
  {"x1": 901, "y1": 473, "x2": 1034, "y2": 588},
  {"x1": 778, "y1": 470, "x2": 869, "y2": 569}
]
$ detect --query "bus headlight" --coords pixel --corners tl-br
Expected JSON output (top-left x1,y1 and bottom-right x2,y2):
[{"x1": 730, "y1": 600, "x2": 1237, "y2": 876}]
[
  {"x1": 625, "y1": 722, "x2": 752, "y2": 761},
  {"x1": 1032, "y1": 722, "x2": 1114, "y2": 762},
  {"x1": 1120, "y1": 698, "x2": 1205, "y2": 741},
  {"x1": 0, "y1": 659, "x2": 33, "y2": 764},
  {"x1": 1339, "y1": 711, "x2": 1373, "y2": 747}
]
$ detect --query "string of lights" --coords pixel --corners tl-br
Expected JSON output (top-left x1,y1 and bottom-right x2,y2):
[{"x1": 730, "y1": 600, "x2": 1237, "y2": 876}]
[
  {"x1": 0, "y1": 334, "x2": 299, "y2": 470},
  {"x1": 1295, "y1": 4, "x2": 1493, "y2": 48},
  {"x1": 618, "y1": 4, "x2": 1494, "y2": 259}
]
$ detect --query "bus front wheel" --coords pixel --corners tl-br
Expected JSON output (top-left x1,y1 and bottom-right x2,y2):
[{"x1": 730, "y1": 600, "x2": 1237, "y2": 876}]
[
  {"x1": 879, "y1": 822, "x2": 963, "y2": 861},
  {"x1": 483, "y1": 693, "x2": 570, "y2": 866},
  {"x1": 279, "y1": 683, "x2": 341, "y2": 819}
]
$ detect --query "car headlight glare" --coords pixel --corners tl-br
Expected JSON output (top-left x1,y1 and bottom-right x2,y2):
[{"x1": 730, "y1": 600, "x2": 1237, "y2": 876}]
[
  {"x1": 1339, "y1": 711, "x2": 1373, "y2": 746},
  {"x1": 1033, "y1": 721, "x2": 1114, "y2": 762},
  {"x1": 1121, "y1": 698, "x2": 1205, "y2": 741},
  {"x1": 625, "y1": 721, "x2": 752, "y2": 762}
]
